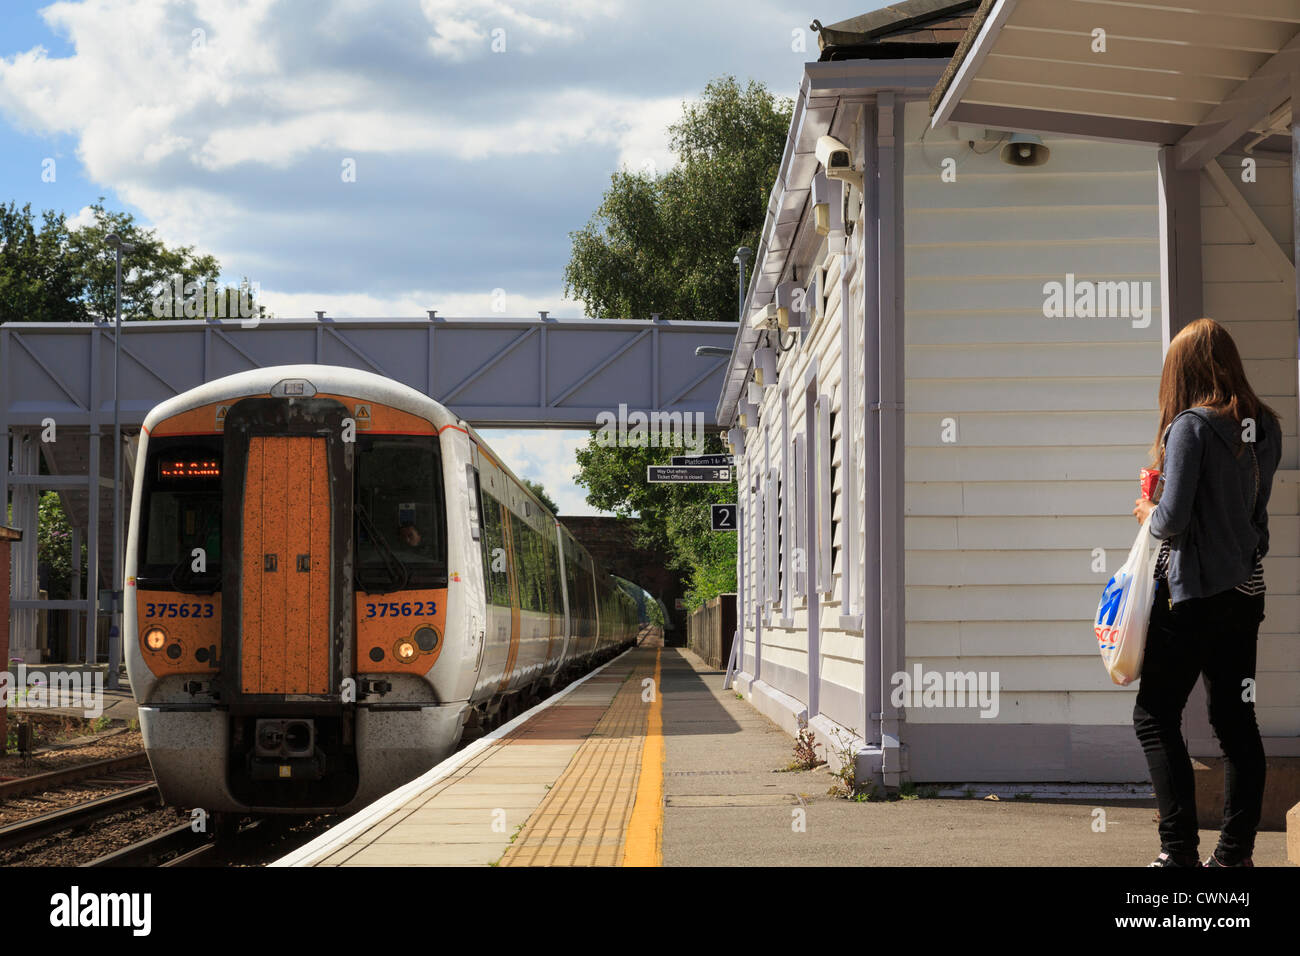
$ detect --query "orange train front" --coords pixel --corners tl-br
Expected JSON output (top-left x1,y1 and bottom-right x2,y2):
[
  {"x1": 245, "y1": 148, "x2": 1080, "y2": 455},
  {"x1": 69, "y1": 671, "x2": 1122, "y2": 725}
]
[{"x1": 125, "y1": 364, "x2": 640, "y2": 816}]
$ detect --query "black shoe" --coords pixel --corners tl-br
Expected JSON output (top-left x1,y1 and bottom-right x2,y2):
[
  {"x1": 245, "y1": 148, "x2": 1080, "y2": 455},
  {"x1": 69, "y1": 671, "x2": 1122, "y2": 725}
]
[
  {"x1": 1203, "y1": 852, "x2": 1253, "y2": 867},
  {"x1": 1148, "y1": 851, "x2": 1200, "y2": 867}
]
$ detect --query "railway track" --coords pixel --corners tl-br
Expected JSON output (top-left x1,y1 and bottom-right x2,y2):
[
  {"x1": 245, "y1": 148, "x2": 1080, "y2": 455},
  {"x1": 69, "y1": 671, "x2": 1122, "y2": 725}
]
[
  {"x1": 0, "y1": 784, "x2": 162, "y2": 852},
  {"x1": 85, "y1": 821, "x2": 212, "y2": 867},
  {"x1": 0, "y1": 751, "x2": 151, "y2": 801}
]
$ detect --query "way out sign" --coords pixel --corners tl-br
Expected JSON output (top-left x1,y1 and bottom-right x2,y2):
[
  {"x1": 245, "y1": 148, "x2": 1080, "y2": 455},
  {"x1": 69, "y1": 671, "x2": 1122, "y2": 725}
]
[
  {"x1": 711, "y1": 503, "x2": 737, "y2": 531},
  {"x1": 647, "y1": 464, "x2": 732, "y2": 483}
]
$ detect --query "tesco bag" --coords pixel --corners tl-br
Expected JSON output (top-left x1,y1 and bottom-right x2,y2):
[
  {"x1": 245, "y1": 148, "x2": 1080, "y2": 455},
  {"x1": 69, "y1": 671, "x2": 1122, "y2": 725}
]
[{"x1": 1094, "y1": 517, "x2": 1157, "y2": 686}]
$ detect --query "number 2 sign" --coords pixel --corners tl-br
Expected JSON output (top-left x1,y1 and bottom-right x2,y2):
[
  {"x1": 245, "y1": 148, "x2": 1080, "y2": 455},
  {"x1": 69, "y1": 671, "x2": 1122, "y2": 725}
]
[{"x1": 711, "y1": 503, "x2": 738, "y2": 532}]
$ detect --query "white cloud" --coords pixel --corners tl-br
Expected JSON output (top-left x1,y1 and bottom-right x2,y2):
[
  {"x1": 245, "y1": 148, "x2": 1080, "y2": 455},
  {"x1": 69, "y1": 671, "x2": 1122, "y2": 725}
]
[
  {"x1": 478, "y1": 428, "x2": 605, "y2": 516},
  {"x1": 255, "y1": 287, "x2": 583, "y2": 318},
  {"x1": 63, "y1": 204, "x2": 98, "y2": 231},
  {"x1": 419, "y1": 0, "x2": 619, "y2": 60}
]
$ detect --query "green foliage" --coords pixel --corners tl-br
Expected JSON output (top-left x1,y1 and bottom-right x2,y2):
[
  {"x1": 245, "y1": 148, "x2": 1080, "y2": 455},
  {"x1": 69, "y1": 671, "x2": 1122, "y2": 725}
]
[
  {"x1": 38, "y1": 492, "x2": 85, "y2": 600},
  {"x1": 574, "y1": 432, "x2": 736, "y2": 610},
  {"x1": 563, "y1": 76, "x2": 792, "y2": 322},
  {"x1": 522, "y1": 479, "x2": 559, "y2": 515},
  {"x1": 567, "y1": 77, "x2": 791, "y2": 608},
  {"x1": 0, "y1": 199, "x2": 258, "y2": 324}
]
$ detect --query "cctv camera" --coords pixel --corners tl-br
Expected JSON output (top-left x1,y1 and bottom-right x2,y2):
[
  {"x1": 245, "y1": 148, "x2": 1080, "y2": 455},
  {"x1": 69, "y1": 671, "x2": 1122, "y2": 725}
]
[
  {"x1": 748, "y1": 303, "x2": 778, "y2": 331},
  {"x1": 816, "y1": 135, "x2": 863, "y2": 189},
  {"x1": 816, "y1": 135, "x2": 851, "y2": 172}
]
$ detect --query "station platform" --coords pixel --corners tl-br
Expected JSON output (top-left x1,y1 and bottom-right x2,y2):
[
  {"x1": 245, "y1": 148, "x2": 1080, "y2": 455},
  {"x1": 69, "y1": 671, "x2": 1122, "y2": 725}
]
[{"x1": 275, "y1": 637, "x2": 1297, "y2": 868}]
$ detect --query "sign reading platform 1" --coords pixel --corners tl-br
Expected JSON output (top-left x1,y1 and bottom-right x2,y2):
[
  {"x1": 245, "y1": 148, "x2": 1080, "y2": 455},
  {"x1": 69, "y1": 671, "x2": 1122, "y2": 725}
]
[
  {"x1": 670, "y1": 454, "x2": 733, "y2": 467},
  {"x1": 647, "y1": 464, "x2": 732, "y2": 483}
]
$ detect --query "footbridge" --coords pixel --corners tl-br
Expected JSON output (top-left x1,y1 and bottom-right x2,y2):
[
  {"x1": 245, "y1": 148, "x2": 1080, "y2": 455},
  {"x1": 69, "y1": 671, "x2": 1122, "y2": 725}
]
[{"x1": 1, "y1": 315, "x2": 736, "y2": 666}]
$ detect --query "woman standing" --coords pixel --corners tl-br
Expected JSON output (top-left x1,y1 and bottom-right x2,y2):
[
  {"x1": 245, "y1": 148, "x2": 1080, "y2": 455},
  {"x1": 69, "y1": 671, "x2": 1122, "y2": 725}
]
[{"x1": 1132, "y1": 318, "x2": 1281, "y2": 868}]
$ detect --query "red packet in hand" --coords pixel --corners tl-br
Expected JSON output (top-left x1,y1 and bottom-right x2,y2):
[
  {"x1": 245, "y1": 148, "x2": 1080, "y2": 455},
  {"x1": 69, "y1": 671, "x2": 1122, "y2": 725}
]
[{"x1": 1140, "y1": 468, "x2": 1161, "y2": 501}]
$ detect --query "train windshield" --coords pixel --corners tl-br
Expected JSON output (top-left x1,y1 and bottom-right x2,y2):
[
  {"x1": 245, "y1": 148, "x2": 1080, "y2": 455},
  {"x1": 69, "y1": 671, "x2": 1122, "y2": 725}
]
[
  {"x1": 138, "y1": 437, "x2": 224, "y2": 591},
  {"x1": 354, "y1": 435, "x2": 448, "y2": 593}
]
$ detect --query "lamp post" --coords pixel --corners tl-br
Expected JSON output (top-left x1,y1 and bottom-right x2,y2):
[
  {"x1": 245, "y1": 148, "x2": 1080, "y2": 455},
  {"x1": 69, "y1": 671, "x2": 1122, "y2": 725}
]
[
  {"x1": 105, "y1": 233, "x2": 135, "y2": 690},
  {"x1": 732, "y1": 246, "x2": 752, "y2": 321}
]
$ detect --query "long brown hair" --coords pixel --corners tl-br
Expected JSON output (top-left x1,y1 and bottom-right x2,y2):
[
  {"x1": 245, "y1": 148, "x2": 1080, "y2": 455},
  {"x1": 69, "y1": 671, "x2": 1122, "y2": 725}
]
[{"x1": 1151, "y1": 317, "x2": 1276, "y2": 469}]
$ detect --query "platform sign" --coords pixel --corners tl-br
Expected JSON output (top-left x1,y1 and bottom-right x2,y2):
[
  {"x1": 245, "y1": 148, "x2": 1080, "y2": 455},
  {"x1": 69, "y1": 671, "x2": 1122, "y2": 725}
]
[
  {"x1": 671, "y1": 454, "x2": 733, "y2": 467},
  {"x1": 711, "y1": 503, "x2": 738, "y2": 531},
  {"x1": 647, "y1": 464, "x2": 732, "y2": 483}
]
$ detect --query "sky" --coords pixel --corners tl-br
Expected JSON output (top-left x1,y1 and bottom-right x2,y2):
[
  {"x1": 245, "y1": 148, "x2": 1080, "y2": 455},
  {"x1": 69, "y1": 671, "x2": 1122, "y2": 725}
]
[{"x1": 0, "y1": 0, "x2": 882, "y2": 515}]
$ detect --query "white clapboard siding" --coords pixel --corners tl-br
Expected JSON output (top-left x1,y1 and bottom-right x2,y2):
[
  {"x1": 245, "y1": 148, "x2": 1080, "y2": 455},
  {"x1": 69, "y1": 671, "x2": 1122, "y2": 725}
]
[
  {"x1": 1203, "y1": 155, "x2": 1296, "y2": 472},
  {"x1": 1199, "y1": 156, "x2": 1300, "y2": 734},
  {"x1": 903, "y1": 99, "x2": 1162, "y2": 727}
]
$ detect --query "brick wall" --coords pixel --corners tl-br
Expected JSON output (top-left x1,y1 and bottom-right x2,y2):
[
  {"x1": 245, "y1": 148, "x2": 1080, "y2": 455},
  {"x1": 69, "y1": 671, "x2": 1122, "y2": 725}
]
[{"x1": 560, "y1": 516, "x2": 687, "y2": 640}]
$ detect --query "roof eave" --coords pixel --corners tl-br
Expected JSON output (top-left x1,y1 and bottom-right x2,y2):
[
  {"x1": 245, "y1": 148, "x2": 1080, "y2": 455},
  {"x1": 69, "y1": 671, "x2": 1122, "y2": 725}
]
[{"x1": 715, "y1": 57, "x2": 948, "y2": 427}]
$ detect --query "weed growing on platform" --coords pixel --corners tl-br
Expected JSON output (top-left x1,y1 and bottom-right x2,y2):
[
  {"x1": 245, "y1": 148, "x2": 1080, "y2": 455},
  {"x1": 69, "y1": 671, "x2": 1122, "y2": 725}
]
[
  {"x1": 826, "y1": 729, "x2": 865, "y2": 799},
  {"x1": 783, "y1": 728, "x2": 824, "y2": 772}
]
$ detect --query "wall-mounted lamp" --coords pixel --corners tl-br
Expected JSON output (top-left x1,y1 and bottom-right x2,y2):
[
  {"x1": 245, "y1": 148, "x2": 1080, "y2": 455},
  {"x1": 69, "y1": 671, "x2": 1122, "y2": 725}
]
[
  {"x1": 753, "y1": 347, "x2": 777, "y2": 387},
  {"x1": 775, "y1": 281, "x2": 804, "y2": 331},
  {"x1": 811, "y1": 171, "x2": 845, "y2": 237}
]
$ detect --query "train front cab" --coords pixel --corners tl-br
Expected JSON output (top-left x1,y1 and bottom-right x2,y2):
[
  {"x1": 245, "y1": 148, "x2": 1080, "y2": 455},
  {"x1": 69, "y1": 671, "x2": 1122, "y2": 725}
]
[{"x1": 130, "y1": 387, "x2": 466, "y2": 814}]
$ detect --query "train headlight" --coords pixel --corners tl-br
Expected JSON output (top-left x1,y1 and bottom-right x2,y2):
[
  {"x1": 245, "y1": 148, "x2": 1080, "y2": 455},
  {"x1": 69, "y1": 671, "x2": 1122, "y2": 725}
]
[
  {"x1": 394, "y1": 640, "x2": 418, "y2": 663},
  {"x1": 144, "y1": 626, "x2": 167, "y2": 651}
]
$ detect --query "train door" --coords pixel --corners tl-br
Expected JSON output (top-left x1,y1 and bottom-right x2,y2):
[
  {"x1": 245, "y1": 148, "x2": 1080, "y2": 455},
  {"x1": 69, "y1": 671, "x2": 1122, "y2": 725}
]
[
  {"x1": 240, "y1": 436, "x2": 331, "y2": 694},
  {"x1": 220, "y1": 396, "x2": 352, "y2": 708}
]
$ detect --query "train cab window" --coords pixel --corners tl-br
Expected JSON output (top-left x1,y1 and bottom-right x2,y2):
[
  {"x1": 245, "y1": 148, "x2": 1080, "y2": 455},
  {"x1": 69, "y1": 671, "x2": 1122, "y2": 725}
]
[
  {"x1": 355, "y1": 436, "x2": 448, "y2": 592},
  {"x1": 138, "y1": 438, "x2": 223, "y2": 590}
]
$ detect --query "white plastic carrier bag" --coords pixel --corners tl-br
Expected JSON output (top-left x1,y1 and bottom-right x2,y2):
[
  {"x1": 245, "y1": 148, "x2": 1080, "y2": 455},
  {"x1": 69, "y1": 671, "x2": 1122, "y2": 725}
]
[{"x1": 1094, "y1": 516, "x2": 1157, "y2": 686}]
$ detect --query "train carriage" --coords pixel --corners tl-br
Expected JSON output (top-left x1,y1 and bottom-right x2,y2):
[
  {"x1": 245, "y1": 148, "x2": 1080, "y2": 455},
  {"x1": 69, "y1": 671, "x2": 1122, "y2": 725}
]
[{"x1": 126, "y1": 364, "x2": 639, "y2": 815}]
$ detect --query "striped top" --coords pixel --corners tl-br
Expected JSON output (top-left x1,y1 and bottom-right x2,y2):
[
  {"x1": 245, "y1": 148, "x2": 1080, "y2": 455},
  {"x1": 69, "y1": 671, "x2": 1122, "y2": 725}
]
[{"x1": 1153, "y1": 539, "x2": 1264, "y2": 596}]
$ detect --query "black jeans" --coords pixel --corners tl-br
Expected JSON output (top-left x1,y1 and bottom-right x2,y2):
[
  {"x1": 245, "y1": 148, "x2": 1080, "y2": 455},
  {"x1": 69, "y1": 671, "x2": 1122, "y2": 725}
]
[{"x1": 1132, "y1": 579, "x2": 1266, "y2": 863}]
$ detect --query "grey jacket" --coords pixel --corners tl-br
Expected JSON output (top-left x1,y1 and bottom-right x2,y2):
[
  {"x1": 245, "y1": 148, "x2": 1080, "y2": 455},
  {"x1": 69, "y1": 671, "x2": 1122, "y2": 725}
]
[{"x1": 1149, "y1": 406, "x2": 1281, "y2": 604}]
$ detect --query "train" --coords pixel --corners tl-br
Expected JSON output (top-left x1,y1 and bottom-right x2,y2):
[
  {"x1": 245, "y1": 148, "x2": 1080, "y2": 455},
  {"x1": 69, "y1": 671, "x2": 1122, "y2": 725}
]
[{"x1": 124, "y1": 364, "x2": 641, "y2": 815}]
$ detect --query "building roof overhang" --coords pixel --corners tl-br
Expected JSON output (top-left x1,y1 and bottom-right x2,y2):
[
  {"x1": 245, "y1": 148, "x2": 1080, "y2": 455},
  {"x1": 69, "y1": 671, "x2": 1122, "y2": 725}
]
[{"x1": 931, "y1": 0, "x2": 1300, "y2": 161}]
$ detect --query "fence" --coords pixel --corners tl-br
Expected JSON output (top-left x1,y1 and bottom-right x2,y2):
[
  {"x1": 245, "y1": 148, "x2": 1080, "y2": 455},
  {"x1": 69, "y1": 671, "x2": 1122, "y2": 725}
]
[{"x1": 686, "y1": 593, "x2": 736, "y2": 670}]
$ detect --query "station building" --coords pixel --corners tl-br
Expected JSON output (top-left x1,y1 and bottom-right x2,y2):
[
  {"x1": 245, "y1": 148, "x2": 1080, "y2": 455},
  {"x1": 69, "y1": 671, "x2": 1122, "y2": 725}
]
[{"x1": 719, "y1": 0, "x2": 1300, "y2": 790}]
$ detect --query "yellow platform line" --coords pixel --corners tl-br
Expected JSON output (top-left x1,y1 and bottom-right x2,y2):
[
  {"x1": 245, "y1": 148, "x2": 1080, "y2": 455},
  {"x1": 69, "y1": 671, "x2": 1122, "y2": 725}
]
[
  {"x1": 621, "y1": 646, "x2": 663, "y2": 867},
  {"x1": 497, "y1": 652, "x2": 653, "y2": 866}
]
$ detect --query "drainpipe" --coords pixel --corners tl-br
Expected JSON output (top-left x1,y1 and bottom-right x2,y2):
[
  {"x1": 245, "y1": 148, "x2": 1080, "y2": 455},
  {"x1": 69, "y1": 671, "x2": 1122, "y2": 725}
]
[
  {"x1": 860, "y1": 104, "x2": 884, "y2": 774},
  {"x1": 875, "y1": 91, "x2": 905, "y2": 790}
]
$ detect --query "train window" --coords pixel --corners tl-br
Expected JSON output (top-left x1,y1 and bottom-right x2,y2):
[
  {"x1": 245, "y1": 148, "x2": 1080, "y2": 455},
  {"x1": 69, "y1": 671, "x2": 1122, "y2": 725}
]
[
  {"x1": 509, "y1": 514, "x2": 549, "y2": 614},
  {"x1": 481, "y1": 493, "x2": 510, "y2": 607},
  {"x1": 138, "y1": 438, "x2": 223, "y2": 590},
  {"x1": 354, "y1": 436, "x2": 447, "y2": 592}
]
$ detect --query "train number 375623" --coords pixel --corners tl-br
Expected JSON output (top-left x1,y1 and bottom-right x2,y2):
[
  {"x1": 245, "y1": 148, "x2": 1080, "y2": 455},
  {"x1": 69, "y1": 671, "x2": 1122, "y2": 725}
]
[
  {"x1": 145, "y1": 603, "x2": 215, "y2": 618},
  {"x1": 364, "y1": 601, "x2": 438, "y2": 619}
]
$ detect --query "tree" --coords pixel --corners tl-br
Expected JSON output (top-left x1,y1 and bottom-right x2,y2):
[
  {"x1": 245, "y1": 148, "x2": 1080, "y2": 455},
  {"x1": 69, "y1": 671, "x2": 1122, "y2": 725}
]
[
  {"x1": 567, "y1": 76, "x2": 789, "y2": 607},
  {"x1": 563, "y1": 76, "x2": 792, "y2": 322},
  {"x1": 37, "y1": 491, "x2": 86, "y2": 600},
  {"x1": 575, "y1": 432, "x2": 737, "y2": 608},
  {"x1": 523, "y1": 479, "x2": 559, "y2": 515},
  {"x1": 0, "y1": 199, "x2": 259, "y2": 324}
]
